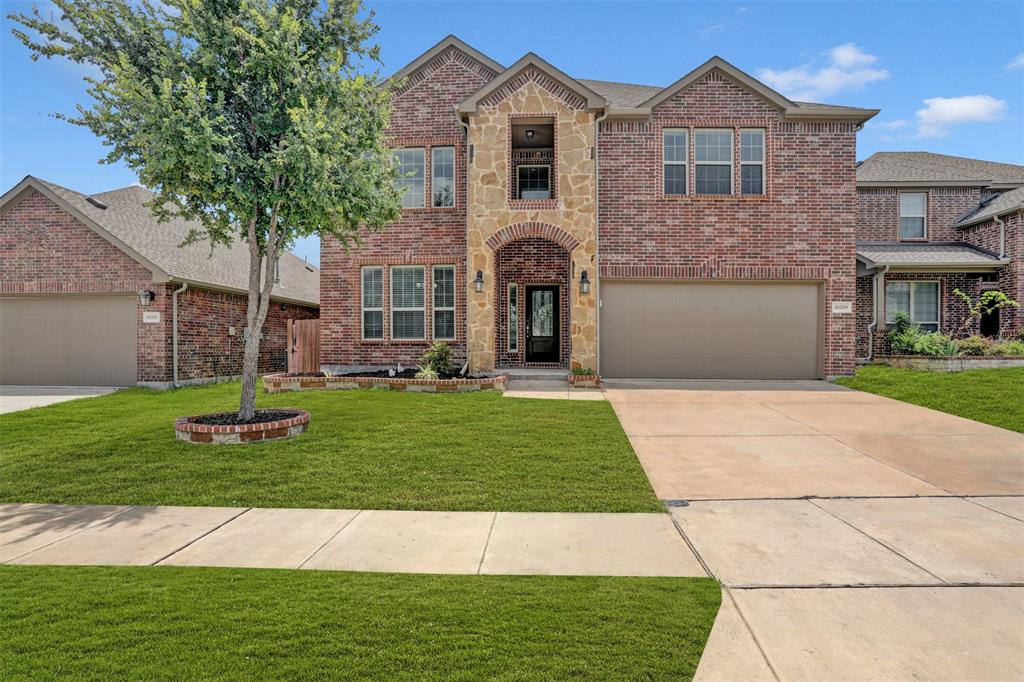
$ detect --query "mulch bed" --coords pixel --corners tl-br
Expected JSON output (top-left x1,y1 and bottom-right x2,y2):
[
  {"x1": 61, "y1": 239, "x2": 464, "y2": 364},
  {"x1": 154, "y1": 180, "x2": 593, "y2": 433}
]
[
  {"x1": 290, "y1": 369, "x2": 487, "y2": 380},
  {"x1": 189, "y1": 410, "x2": 303, "y2": 426}
]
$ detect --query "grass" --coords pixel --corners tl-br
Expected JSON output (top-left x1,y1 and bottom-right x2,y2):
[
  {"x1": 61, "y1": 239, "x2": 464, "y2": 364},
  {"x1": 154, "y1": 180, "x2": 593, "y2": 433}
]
[
  {"x1": 0, "y1": 566, "x2": 720, "y2": 681},
  {"x1": 0, "y1": 381, "x2": 660, "y2": 512},
  {"x1": 836, "y1": 365, "x2": 1024, "y2": 433}
]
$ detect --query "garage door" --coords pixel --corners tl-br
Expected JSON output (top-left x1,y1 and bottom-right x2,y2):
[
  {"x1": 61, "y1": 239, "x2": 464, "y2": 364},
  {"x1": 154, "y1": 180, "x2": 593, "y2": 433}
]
[
  {"x1": 0, "y1": 296, "x2": 137, "y2": 386},
  {"x1": 599, "y1": 281, "x2": 821, "y2": 379}
]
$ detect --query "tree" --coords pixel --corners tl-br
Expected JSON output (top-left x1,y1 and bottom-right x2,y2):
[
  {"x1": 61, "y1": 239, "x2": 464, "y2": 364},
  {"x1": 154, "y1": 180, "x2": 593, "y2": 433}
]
[
  {"x1": 10, "y1": 0, "x2": 402, "y2": 420},
  {"x1": 953, "y1": 288, "x2": 1019, "y2": 337}
]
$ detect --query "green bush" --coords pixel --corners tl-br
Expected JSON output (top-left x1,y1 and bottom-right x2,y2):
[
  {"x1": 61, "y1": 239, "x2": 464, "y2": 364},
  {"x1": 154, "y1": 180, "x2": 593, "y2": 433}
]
[
  {"x1": 914, "y1": 332, "x2": 960, "y2": 357},
  {"x1": 986, "y1": 340, "x2": 1024, "y2": 357},
  {"x1": 887, "y1": 312, "x2": 921, "y2": 355},
  {"x1": 419, "y1": 342, "x2": 454, "y2": 376},
  {"x1": 957, "y1": 336, "x2": 992, "y2": 356}
]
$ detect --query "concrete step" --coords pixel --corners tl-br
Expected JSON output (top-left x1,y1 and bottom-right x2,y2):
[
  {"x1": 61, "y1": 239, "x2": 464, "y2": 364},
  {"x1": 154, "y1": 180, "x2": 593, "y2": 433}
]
[{"x1": 499, "y1": 368, "x2": 568, "y2": 382}]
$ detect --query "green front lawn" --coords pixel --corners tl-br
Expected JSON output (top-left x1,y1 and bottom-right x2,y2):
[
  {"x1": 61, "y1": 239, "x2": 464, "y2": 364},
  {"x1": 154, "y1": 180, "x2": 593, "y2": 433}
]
[
  {"x1": 0, "y1": 566, "x2": 719, "y2": 681},
  {"x1": 837, "y1": 365, "x2": 1024, "y2": 433},
  {"x1": 0, "y1": 382, "x2": 660, "y2": 512}
]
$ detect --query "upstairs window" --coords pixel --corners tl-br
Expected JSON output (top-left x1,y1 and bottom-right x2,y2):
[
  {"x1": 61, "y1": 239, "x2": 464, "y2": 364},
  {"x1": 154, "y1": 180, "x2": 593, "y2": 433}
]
[
  {"x1": 391, "y1": 266, "x2": 425, "y2": 339},
  {"x1": 740, "y1": 129, "x2": 764, "y2": 195},
  {"x1": 887, "y1": 281, "x2": 939, "y2": 332},
  {"x1": 361, "y1": 267, "x2": 384, "y2": 340},
  {"x1": 394, "y1": 148, "x2": 424, "y2": 208},
  {"x1": 432, "y1": 147, "x2": 455, "y2": 208},
  {"x1": 695, "y1": 129, "x2": 733, "y2": 195},
  {"x1": 511, "y1": 118, "x2": 554, "y2": 201},
  {"x1": 517, "y1": 165, "x2": 551, "y2": 200},
  {"x1": 900, "y1": 192, "x2": 927, "y2": 239},
  {"x1": 663, "y1": 129, "x2": 688, "y2": 195},
  {"x1": 432, "y1": 265, "x2": 456, "y2": 340}
]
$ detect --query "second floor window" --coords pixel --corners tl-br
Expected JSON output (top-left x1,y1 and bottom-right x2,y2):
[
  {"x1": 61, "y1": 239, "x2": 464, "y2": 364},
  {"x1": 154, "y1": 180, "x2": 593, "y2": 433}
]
[
  {"x1": 391, "y1": 266, "x2": 425, "y2": 339},
  {"x1": 663, "y1": 129, "x2": 688, "y2": 195},
  {"x1": 432, "y1": 147, "x2": 455, "y2": 208},
  {"x1": 395, "y1": 148, "x2": 424, "y2": 209},
  {"x1": 740, "y1": 129, "x2": 764, "y2": 195},
  {"x1": 517, "y1": 165, "x2": 550, "y2": 200},
  {"x1": 695, "y1": 129, "x2": 733, "y2": 195},
  {"x1": 900, "y1": 192, "x2": 927, "y2": 239}
]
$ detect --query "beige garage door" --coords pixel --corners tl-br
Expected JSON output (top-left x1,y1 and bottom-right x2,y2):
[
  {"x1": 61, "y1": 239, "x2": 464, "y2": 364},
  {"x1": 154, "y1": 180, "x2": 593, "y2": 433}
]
[
  {"x1": 600, "y1": 281, "x2": 822, "y2": 379},
  {"x1": 0, "y1": 296, "x2": 137, "y2": 386}
]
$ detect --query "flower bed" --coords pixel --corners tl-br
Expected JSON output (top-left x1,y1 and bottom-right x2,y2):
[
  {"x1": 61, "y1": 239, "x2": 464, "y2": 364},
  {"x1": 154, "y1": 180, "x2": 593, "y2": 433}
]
[
  {"x1": 175, "y1": 409, "x2": 310, "y2": 444},
  {"x1": 567, "y1": 373, "x2": 602, "y2": 389},
  {"x1": 263, "y1": 373, "x2": 508, "y2": 393},
  {"x1": 872, "y1": 356, "x2": 1024, "y2": 372}
]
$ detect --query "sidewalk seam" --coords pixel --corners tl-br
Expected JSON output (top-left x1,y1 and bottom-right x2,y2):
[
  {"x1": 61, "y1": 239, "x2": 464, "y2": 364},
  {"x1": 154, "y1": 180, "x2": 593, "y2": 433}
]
[
  {"x1": 476, "y1": 512, "x2": 499, "y2": 575},
  {"x1": 298, "y1": 509, "x2": 363, "y2": 569},
  {"x1": 665, "y1": 509, "x2": 713, "y2": 578},
  {"x1": 724, "y1": 586, "x2": 783, "y2": 682},
  {"x1": 961, "y1": 497, "x2": 1024, "y2": 524},
  {"x1": 151, "y1": 507, "x2": 251, "y2": 566}
]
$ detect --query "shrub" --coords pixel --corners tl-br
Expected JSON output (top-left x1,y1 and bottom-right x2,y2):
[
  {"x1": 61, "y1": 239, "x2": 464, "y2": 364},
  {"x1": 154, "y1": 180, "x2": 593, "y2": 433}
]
[
  {"x1": 419, "y1": 342, "x2": 454, "y2": 376},
  {"x1": 414, "y1": 365, "x2": 439, "y2": 380},
  {"x1": 914, "y1": 332, "x2": 960, "y2": 357},
  {"x1": 571, "y1": 367, "x2": 596, "y2": 376},
  {"x1": 957, "y1": 336, "x2": 992, "y2": 356},
  {"x1": 888, "y1": 312, "x2": 922, "y2": 354},
  {"x1": 986, "y1": 340, "x2": 1024, "y2": 357}
]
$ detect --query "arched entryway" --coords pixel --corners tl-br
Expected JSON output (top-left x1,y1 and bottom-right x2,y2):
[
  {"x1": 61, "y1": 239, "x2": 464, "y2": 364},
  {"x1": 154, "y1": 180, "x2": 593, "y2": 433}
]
[{"x1": 495, "y1": 237, "x2": 571, "y2": 367}]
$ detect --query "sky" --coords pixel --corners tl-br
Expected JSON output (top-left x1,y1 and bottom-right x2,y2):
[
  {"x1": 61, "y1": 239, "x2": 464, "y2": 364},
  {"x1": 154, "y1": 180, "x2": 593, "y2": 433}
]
[{"x1": 2, "y1": 0, "x2": 1022, "y2": 265}]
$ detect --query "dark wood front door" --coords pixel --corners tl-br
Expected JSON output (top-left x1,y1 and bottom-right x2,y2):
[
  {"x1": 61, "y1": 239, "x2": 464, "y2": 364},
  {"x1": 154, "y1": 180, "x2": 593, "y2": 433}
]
[{"x1": 525, "y1": 285, "x2": 559, "y2": 363}]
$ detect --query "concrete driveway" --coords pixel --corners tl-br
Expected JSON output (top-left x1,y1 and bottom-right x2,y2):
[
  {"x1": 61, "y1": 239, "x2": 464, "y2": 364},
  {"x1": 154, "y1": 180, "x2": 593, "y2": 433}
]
[
  {"x1": 0, "y1": 386, "x2": 119, "y2": 414},
  {"x1": 604, "y1": 379, "x2": 1024, "y2": 681}
]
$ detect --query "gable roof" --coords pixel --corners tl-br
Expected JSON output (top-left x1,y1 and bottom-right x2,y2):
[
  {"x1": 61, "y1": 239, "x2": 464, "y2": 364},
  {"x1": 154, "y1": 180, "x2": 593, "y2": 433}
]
[
  {"x1": 856, "y1": 241, "x2": 1009, "y2": 271},
  {"x1": 458, "y1": 52, "x2": 607, "y2": 113},
  {"x1": 576, "y1": 79, "x2": 662, "y2": 109},
  {"x1": 0, "y1": 176, "x2": 319, "y2": 306},
  {"x1": 857, "y1": 152, "x2": 1024, "y2": 187},
  {"x1": 386, "y1": 34, "x2": 504, "y2": 85},
  {"x1": 955, "y1": 186, "x2": 1024, "y2": 228}
]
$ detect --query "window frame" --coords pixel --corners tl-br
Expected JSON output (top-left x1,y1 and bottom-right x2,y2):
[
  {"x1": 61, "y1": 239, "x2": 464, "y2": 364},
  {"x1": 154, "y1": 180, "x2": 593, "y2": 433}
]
[
  {"x1": 394, "y1": 148, "x2": 425, "y2": 209},
  {"x1": 431, "y1": 146, "x2": 456, "y2": 209},
  {"x1": 360, "y1": 266, "x2": 384, "y2": 341},
  {"x1": 899, "y1": 191, "x2": 928, "y2": 240},
  {"x1": 507, "y1": 283, "x2": 519, "y2": 353},
  {"x1": 886, "y1": 280, "x2": 940, "y2": 331},
  {"x1": 662, "y1": 128, "x2": 688, "y2": 196},
  {"x1": 516, "y1": 164, "x2": 551, "y2": 200},
  {"x1": 390, "y1": 265, "x2": 426, "y2": 340},
  {"x1": 432, "y1": 265, "x2": 456, "y2": 340},
  {"x1": 739, "y1": 128, "x2": 765, "y2": 196},
  {"x1": 694, "y1": 128, "x2": 734, "y2": 196}
]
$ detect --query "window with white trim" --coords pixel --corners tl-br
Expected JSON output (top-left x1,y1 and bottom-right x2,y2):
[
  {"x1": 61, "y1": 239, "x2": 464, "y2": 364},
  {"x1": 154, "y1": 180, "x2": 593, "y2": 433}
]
[
  {"x1": 432, "y1": 265, "x2": 455, "y2": 340},
  {"x1": 432, "y1": 147, "x2": 455, "y2": 208},
  {"x1": 740, "y1": 129, "x2": 764, "y2": 195},
  {"x1": 695, "y1": 129, "x2": 733, "y2": 195},
  {"x1": 886, "y1": 281, "x2": 939, "y2": 331},
  {"x1": 899, "y1": 192, "x2": 927, "y2": 239},
  {"x1": 361, "y1": 266, "x2": 384, "y2": 340},
  {"x1": 394, "y1": 148, "x2": 424, "y2": 208},
  {"x1": 391, "y1": 266, "x2": 425, "y2": 339},
  {"x1": 663, "y1": 129, "x2": 687, "y2": 195},
  {"x1": 508, "y1": 283, "x2": 519, "y2": 352}
]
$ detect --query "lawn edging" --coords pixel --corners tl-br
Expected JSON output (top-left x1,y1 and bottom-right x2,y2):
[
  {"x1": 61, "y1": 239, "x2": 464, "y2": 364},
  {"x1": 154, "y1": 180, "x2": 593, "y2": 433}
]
[
  {"x1": 263, "y1": 372, "x2": 508, "y2": 393},
  {"x1": 871, "y1": 356, "x2": 1024, "y2": 372},
  {"x1": 174, "y1": 410, "x2": 310, "y2": 444}
]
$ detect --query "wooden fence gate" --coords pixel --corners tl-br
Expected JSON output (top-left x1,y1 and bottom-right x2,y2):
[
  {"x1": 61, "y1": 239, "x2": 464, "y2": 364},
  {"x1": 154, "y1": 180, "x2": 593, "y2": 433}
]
[{"x1": 287, "y1": 319, "x2": 320, "y2": 374}]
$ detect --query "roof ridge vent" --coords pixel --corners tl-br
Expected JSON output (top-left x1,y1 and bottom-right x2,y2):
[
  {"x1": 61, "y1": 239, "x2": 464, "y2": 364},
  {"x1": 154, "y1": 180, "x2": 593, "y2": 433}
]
[{"x1": 86, "y1": 196, "x2": 108, "y2": 210}]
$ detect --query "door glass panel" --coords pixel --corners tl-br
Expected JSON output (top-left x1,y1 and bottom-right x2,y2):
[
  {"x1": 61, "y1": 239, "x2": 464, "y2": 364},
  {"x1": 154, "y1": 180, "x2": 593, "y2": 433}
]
[{"x1": 531, "y1": 290, "x2": 554, "y2": 336}]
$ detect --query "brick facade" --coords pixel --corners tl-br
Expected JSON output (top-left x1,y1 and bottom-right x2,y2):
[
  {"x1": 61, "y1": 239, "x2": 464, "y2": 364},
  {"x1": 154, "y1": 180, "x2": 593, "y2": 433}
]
[
  {"x1": 856, "y1": 187, "x2": 984, "y2": 242},
  {"x1": 960, "y1": 213, "x2": 1022, "y2": 336},
  {"x1": 1, "y1": 186, "x2": 318, "y2": 386}
]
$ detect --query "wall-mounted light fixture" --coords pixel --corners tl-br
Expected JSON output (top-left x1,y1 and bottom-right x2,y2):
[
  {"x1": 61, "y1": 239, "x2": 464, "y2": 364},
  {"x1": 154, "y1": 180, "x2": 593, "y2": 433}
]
[
  {"x1": 579, "y1": 270, "x2": 591, "y2": 295},
  {"x1": 474, "y1": 270, "x2": 485, "y2": 293},
  {"x1": 525, "y1": 129, "x2": 535, "y2": 139},
  {"x1": 138, "y1": 289, "x2": 155, "y2": 306}
]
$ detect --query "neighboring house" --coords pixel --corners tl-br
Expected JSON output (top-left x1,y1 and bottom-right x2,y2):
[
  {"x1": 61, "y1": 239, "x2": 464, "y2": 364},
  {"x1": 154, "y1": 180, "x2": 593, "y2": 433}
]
[
  {"x1": 0, "y1": 176, "x2": 319, "y2": 387},
  {"x1": 856, "y1": 153, "x2": 1024, "y2": 357},
  {"x1": 320, "y1": 35, "x2": 879, "y2": 380}
]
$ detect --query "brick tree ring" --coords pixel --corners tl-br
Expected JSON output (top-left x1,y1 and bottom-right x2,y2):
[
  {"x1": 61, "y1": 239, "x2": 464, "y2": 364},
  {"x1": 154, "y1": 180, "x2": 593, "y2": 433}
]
[{"x1": 174, "y1": 409, "x2": 310, "y2": 444}]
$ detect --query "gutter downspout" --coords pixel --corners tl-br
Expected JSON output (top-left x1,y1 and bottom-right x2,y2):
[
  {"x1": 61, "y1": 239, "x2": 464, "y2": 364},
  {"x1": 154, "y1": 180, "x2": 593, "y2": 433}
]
[
  {"x1": 994, "y1": 214, "x2": 1006, "y2": 258},
  {"x1": 172, "y1": 282, "x2": 188, "y2": 387},
  {"x1": 593, "y1": 108, "x2": 609, "y2": 376},
  {"x1": 865, "y1": 265, "x2": 888, "y2": 362}
]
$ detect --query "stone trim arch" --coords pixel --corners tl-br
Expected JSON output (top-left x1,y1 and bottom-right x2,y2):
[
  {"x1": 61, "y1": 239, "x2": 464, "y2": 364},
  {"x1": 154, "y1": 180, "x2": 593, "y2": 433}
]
[{"x1": 484, "y1": 222, "x2": 581, "y2": 253}]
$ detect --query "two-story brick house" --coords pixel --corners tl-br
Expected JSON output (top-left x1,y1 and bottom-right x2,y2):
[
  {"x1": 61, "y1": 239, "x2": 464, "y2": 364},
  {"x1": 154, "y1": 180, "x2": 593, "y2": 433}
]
[
  {"x1": 321, "y1": 35, "x2": 882, "y2": 379},
  {"x1": 855, "y1": 153, "x2": 1024, "y2": 358}
]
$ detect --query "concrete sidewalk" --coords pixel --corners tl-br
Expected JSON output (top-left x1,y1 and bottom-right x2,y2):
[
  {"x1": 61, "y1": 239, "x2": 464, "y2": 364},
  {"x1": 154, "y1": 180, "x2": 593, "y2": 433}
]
[
  {"x1": 0, "y1": 386, "x2": 118, "y2": 414},
  {"x1": 0, "y1": 503, "x2": 703, "y2": 576}
]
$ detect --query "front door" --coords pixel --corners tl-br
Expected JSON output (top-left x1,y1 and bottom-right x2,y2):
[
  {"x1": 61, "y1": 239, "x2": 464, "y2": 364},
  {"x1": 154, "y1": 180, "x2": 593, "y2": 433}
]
[{"x1": 525, "y1": 285, "x2": 559, "y2": 363}]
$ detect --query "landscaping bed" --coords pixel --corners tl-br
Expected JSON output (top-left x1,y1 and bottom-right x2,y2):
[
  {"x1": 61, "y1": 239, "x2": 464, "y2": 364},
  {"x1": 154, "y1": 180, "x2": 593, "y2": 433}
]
[
  {"x1": 175, "y1": 409, "x2": 309, "y2": 444},
  {"x1": 872, "y1": 356, "x2": 1024, "y2": 372},
  {"x1": 0, "y1": 381, "x2": 661, "y2": 512},
  {"x1": 264, "y1": 371, "x2": 507, "y2": 393}
]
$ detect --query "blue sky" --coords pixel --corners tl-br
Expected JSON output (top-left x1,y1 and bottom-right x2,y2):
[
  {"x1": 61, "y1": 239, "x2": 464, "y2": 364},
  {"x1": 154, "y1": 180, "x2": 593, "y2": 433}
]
[{"x1": 3, "y1": 0, "x2": 1022, "y2": 265}]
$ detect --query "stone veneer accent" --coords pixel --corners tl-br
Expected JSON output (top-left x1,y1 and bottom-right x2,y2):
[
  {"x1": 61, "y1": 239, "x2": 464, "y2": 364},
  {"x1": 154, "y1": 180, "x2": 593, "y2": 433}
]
[
  {"x1": 870, "y1": 357, "x2": 1024, "y2": 372},
  {"x1": 175, "y1": 410, "x2": 310, "y2": 444},
  {"x1": 263, "y1": 373, "x2": 507, "y2": 393},
  {"x1": 466, "y1": 80, "x2": 598, "y2": 373}
]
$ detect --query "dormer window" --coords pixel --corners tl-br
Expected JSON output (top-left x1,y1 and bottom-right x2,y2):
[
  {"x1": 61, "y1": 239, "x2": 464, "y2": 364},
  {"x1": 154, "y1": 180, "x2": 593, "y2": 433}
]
[{"x1": 511, "y1": 118, "x2": 554, "y2": 201}]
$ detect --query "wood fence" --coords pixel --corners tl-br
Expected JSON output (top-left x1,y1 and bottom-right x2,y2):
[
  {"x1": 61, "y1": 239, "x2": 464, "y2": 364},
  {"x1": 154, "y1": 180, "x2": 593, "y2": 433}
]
[{"x1": 287, "y1": 318, "x2": 320, "y2": 374}]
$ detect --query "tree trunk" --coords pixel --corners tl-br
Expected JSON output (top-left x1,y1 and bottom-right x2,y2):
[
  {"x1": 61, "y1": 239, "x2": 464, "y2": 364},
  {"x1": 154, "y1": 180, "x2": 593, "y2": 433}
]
[{"x1": 238, "y1": 211, "x2": 281, "y2": 421}]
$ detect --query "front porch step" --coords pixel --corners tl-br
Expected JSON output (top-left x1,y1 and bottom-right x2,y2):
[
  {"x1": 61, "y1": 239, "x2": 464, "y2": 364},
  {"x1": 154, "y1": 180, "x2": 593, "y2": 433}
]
[{"x1": 499, "y1": 368, "x2": 568, "y2": 382}]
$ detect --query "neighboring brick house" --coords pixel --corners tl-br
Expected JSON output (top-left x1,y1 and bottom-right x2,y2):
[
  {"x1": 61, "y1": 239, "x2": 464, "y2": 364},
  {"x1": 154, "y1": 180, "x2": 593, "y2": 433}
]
[
  {"x1": 0, "y1": 176, "x2": 319, "y2": 387},
  {"x1": 320, "y1": 35, "x2": 879, "y2": 380},
  {"x1": 855, "y1": 153, "x2": 1024, "y2": 357}
]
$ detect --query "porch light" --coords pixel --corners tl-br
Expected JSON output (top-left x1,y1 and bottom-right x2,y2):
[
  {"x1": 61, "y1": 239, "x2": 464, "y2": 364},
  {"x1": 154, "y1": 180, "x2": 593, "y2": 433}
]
[
  {"x1": 579, "y1": 270, "x2": 591, "y2": 295},
  {"x1": 138, "y1": 289, "x2": 155, "y2": 306},
  {"x1": 474, "y1": 270, "x2": 485, "y2": 293},
  {"x1": 525, "y1": 129, "x2": 535, "y2": 139}
]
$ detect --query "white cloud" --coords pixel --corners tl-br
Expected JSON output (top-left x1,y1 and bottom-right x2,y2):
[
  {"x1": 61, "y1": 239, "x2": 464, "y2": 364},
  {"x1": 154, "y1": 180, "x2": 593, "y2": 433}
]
[
  {"x1": 696, "y1": 23, "x2": 726, "y2": 40},
  {"x1": 915, "y1": 95, "x2": 1008, "y2": 138},
  {"x1": 867, "y1": 119, "x2": 910, "y2": 131},
  {"x1": 1007, "y1": 53, "x2": 1024, "y2": 70},
  {"x1": 758, "y1": 43, "x2": 889, "y2": 101}
]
